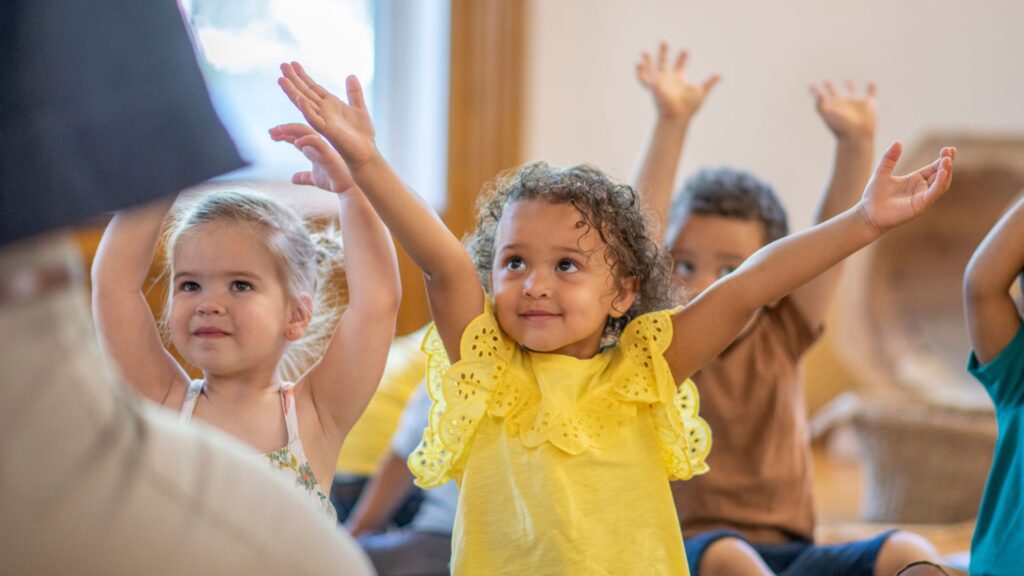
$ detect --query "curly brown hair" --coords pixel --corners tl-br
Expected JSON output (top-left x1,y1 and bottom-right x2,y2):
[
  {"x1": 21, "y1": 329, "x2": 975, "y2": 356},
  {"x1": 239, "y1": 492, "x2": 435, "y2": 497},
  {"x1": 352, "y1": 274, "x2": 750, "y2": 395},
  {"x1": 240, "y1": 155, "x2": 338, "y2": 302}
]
[{"x1": 464, "y1": 162, "x2": 678, "y2": 339}]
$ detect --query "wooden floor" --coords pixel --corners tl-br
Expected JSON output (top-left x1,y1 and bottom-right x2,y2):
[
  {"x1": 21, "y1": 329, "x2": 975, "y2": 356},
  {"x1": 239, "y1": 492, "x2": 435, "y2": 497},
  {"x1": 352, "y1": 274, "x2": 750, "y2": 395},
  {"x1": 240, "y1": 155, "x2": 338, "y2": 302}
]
[{"x1": 812, "y1": 443, "x2": 974, "y2": 557}]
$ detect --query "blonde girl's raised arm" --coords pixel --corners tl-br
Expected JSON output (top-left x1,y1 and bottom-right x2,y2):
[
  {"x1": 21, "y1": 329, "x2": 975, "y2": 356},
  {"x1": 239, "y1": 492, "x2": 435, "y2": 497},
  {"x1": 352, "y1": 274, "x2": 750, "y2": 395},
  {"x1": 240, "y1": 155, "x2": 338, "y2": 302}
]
[
  {"x1": 278, "y1": 63, "x2": 483, "y2": 362},
  {"x1": 964, "y1": 194, "x2": 1024, "y2": 364},
  {"x1": 91, "y1": 197, "x2": 190, "y2": 404},
  {"x1": 664, "y1": 142, "x2": 955, "y2": 383}
]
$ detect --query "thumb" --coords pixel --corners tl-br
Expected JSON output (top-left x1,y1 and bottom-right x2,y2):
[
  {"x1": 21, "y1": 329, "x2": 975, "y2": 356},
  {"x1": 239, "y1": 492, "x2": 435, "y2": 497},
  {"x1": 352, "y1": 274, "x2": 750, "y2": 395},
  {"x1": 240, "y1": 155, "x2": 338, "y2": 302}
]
[{"x1": 874, "y1": 141, "x2": 903, "y2": 178}]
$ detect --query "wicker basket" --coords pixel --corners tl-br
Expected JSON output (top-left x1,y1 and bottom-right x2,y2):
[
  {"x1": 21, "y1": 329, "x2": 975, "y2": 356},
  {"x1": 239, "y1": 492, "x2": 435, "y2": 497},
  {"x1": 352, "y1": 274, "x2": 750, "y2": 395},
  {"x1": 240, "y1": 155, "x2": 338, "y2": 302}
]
[{"x1": 851, "y1": 400, "x2": 997, "y2": 523}]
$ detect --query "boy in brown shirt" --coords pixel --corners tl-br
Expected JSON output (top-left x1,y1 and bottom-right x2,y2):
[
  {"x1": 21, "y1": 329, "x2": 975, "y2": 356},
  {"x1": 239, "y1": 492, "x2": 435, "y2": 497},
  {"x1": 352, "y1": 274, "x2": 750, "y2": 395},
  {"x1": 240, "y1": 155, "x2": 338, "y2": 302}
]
[{"x1": 633, "y1": 42, "x2": 943, "y2": 575}]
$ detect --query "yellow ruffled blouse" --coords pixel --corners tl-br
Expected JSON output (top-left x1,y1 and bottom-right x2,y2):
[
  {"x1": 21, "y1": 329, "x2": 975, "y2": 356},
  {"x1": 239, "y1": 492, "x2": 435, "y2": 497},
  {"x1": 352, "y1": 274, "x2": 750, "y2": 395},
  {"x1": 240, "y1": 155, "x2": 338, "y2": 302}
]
[{"x1": 409, "y1": 301, "x2": 712, "y2": 575}]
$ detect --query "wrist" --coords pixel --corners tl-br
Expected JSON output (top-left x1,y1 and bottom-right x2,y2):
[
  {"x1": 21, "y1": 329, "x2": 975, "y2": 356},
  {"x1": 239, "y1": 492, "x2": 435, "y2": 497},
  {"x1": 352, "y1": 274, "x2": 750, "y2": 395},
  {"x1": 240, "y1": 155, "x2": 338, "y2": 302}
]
[
  {"x1": 834, "y1": 130, "x2": 875, "y2": 148},
  {"x1": 656, "y1": 113, "x2": 694, "y2": 129},
  {"x1": 852, "y1": 202, "x2": 884, "y2": 239},
  {"x1": 348, "y1": 147, "x2": 387, "y2": 181}
]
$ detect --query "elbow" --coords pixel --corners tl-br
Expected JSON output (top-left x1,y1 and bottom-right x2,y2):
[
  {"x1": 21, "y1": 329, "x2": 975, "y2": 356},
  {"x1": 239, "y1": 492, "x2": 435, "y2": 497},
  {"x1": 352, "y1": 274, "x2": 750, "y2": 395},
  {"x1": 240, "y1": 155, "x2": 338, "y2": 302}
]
[{"x1": 962, "y1": 264, "x2": 1008, "y2": 308}]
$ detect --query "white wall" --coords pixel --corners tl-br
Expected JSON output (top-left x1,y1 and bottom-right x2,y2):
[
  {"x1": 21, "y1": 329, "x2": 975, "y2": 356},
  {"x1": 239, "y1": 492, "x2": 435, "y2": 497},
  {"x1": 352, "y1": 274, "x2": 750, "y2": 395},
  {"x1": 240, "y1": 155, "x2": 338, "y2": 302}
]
[{"x1": 523, "y1": 0, "x2": 1024, "y2": 229}]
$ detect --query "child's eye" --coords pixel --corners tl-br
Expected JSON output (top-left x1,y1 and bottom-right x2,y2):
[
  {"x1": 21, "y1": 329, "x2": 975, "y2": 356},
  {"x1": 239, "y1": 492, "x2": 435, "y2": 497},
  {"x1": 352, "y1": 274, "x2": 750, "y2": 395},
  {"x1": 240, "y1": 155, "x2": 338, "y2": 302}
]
[
  {"x1": 673, "y1": 261, "x2": 695, "y2": 277},
  {"x1": 178, "y1": 280, "x2": 200, "y2": 292},
  {"x1": 504, "y1": 256, "x2": 525, "y2": 271},
  {"x1": 231, "y1": 280, "x2": 254, "y2": 292},
  {"x1": 717, "y1": 265, "x2": 737, "y2": 278},
  {"x1": 556, "y1": 259, "x2": 579, "y2": 273}
]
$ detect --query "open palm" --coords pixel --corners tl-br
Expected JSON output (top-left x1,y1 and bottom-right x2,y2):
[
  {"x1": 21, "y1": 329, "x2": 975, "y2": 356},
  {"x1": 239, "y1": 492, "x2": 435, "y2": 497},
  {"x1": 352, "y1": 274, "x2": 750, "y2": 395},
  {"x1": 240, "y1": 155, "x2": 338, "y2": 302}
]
[
  {"x1": 278, "y1": 62, "x2": 377, "y2": 169},
  {"x1": 269, "y1": 123, "x2": 356, "y2": 193},
  {"x1": 861, "y1": 142, "x2": 956, "y2": 232},
  {"x1": 810, "y1": 81, "x2": 877, "y2": 139},
  {"x1": 636, "y1": 42, "x2": 720, "y2": 121}
]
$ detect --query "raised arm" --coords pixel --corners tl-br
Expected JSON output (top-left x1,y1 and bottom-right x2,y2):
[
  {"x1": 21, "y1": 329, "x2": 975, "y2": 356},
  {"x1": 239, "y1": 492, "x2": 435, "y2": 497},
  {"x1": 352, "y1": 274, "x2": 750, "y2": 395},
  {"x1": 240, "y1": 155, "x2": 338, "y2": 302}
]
[
  {"x1": 271, "y1": 123, "x2": 401, "y2": 439},
  {"x1": 278, "y1": 63, "x2": 482, "y2": 362},
  {"x1": 633, "y1": 42, "x2": 720, "y2": 242},
  {"x1": 665, "y1": 142, "x2": 956, "y2": 382},
  {"x1": 789, "y1": 81, "x2": 877, "y2": 327},
  {"x1": 91, "y1": 197, "x2": 190, "y2": 404},
  {"x1": 964, "y1": 194, "x2": 1024, "y2": 363}
]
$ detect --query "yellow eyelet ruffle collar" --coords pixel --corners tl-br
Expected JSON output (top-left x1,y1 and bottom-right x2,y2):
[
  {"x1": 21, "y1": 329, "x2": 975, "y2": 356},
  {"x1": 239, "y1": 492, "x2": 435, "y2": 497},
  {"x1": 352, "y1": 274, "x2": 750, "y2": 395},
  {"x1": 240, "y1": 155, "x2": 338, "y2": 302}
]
[{"x1": 409, "y1": 300, "x2": 711, "y2": 488}]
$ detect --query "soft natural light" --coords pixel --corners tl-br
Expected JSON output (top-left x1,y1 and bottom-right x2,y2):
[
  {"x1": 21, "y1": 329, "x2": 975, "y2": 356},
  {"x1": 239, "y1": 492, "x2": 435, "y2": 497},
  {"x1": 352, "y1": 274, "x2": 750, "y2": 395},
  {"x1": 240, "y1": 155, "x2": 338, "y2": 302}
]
[{"x1": 181, "y1": 0, "x2": 375, "y2": 181}]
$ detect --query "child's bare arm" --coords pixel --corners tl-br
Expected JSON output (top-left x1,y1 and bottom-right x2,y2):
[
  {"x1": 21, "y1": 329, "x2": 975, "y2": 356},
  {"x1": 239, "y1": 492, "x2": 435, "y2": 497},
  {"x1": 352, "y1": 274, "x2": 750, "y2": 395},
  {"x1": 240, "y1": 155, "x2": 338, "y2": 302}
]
[
  {"x1": 91, "y1": 197, "x2": 190, "y2": 404},
  {"x1": 790, "y1": 81, "x2": 877, "y2": 327},
  {"x1": 964, "y1": 195, "x2": 1024, "y2": 363},
  {"x1": 665, "y1": 142, "x2": 956, "y2": 382},
  {"x1": 345, "y1": 451, "x2": 415, "y2": 536},
  {"x1": 274, "y1": 125, "x2": 402, "y2": 440},
  {"x1": 633, "y1": 42, "x2": 720, "y2": 242},
  {"x1": 278, "y1": 63, "x2": 482, "y2": 363}
]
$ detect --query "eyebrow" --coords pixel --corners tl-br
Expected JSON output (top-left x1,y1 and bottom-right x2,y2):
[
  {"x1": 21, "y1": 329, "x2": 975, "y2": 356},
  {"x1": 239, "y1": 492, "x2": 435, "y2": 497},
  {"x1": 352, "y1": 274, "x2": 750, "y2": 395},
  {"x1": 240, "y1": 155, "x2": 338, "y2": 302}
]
[
  {"x1": 498, "y1": 243, "x2": 591, "y2": 258},
  {"x1": 173, "y1": 271, "x2": 264, "y2": 279},
  {"x1": 671, "y1": 249, "x2": 748, "y2": 262}
]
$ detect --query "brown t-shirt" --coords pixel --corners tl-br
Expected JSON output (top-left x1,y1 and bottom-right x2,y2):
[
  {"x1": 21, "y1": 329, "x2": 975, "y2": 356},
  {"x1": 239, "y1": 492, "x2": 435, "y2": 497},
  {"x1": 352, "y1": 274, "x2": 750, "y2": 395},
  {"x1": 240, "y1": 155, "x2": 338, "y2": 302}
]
[{"x1": 672, "y1": 297, "x2": 822, "y2": 544}]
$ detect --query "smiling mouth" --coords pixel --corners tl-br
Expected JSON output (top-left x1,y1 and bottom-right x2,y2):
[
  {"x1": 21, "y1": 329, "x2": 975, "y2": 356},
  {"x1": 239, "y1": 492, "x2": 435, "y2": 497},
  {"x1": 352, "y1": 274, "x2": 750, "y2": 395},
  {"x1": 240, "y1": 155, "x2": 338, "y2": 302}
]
[
  {"x1": 193, "y1": 329, "x2": 230, "y2": 338},
  {"x1": 519, "y1": 311, "x2": 561, "y2": 320}
]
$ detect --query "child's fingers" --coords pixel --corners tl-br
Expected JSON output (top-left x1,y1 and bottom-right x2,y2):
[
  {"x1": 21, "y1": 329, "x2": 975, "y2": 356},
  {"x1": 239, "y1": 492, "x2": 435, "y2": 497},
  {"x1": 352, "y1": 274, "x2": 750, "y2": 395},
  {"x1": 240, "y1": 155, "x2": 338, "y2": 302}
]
[
  {"x1": 346, "y1": 75, "x2": 367, "y2": 110},
  {"x1": 292, "y1": 170, "x2": 315, "y2": 187},
  {"x1": 702, "y1": 74, "x2": 721, "y2": 94},
  {"x1": 865, "y1": 82, "x2": 878, "y2": 98},
  {"x1": 809, "y1": 84, "x2": 825, "y2": 106},
  {"x1": 294, "y1": 134, "x2": 332, "y2": 157},
  {"x1": 875, "y1": 141, "x2": 903, "y2": 177},
  {"x1": 673, "y1": 49, "x2": 689, "y2": 73},
  {"x1": 278, "y1": 76, "x2": 308, "y2": 109},
  {"x1": 636, "y1": 53, "x2": 653, "y2": 84},
  {"x1": 281, "y1": 63, "x2": 322, "y2": 104},
  {"x1": 913, "y1": 148, "x2": 958, "y2": 183},
  {"x1": 269, "y1": 123, "x2": 316, "y2": 143},
  {"x1": 294, "y1": 93, "x2": 324, "y2": 128},
  {"x1": 920, "y1": 157, "x2": 954, "y2": 206},
  {"x1": 846, "y1": 79, "x2": 857, "y2": 95},
  {"x1": 657, "y1": 42, "x2": 669, "y2": 70},
  {"x1": 292, "y1": 62, "x2": 331, "y2": 100}
]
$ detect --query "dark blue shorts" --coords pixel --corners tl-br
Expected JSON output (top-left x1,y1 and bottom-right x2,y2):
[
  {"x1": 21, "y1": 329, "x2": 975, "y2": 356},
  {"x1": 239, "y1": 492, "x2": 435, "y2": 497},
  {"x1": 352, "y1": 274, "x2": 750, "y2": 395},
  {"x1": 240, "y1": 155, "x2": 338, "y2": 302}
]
[{"x1": 685, "y1": 529, "x2": 897, "y2": 576}]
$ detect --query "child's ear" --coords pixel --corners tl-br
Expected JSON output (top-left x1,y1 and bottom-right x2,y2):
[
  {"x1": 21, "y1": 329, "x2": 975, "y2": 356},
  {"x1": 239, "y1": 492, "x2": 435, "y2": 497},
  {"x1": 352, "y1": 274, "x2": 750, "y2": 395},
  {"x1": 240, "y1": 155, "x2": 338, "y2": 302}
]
[
  {"x1": 285, "y1": 293, "x2": 314, "y2": 341},
  {"x1": 610, "y1": 277, "x2": 639, "y2": 318}
]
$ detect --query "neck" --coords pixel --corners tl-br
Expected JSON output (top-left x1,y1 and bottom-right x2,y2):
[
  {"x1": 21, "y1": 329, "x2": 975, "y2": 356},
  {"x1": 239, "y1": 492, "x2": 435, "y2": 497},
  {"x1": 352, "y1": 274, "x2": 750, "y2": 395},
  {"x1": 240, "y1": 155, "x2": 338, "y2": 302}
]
[{"x1": 201, "y1": 367, "x2": 285, "y2": 402}]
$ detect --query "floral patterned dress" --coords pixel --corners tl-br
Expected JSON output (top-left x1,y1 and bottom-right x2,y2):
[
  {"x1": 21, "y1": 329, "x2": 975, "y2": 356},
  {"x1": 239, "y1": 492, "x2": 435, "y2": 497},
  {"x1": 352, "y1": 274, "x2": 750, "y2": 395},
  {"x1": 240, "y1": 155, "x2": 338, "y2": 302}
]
[{"x1": 181, "y1": 380, "x2": 336, "y2": 518}]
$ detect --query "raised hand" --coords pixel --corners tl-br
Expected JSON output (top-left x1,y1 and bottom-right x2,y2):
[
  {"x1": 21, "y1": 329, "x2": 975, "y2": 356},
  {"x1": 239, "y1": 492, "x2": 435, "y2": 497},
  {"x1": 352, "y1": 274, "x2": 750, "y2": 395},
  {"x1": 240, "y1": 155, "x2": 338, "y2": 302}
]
[
  {"x1": 269, "y1": 123, "x2": 356, "y2": 193},
  {"x1": 810, "y1": 80, "x2": 877, "y2": 141},
  {"x1": 636, "y1": 42, "x2": 720, "y2": 122},
  {"x1": 859, "y1": 142, "x2": 956, "y2": 233},
  {"x1": 278, "y1": 62, "x2": 378, "y2": 169}
]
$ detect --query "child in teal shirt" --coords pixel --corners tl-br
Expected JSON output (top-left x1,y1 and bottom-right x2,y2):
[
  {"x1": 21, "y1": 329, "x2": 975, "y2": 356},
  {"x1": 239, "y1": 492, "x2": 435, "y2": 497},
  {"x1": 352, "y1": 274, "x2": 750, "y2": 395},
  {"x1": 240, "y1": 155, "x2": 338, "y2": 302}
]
[{"x1": 964, "y1": 194, "x2": 1024, "y2": 576}]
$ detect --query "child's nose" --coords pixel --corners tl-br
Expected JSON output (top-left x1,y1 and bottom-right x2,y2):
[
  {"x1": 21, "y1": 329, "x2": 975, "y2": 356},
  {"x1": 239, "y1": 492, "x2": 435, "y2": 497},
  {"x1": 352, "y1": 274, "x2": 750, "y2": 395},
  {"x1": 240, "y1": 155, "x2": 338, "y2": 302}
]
[
  {"x1": 523, "y1": 270, "x2": 551, "y2": 299},
  {"x1": 195, "y1": 298, "x2": 226, "y2": 316}
]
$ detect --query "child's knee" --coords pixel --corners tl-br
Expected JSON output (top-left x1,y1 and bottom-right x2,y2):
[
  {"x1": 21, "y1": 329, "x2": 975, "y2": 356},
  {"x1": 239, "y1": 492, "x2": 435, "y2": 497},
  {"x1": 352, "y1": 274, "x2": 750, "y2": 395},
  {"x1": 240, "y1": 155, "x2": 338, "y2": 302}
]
[
  {"x1": 876, "y1": 531, "x2": 941, "y2": 575},
  {"x1": 700, "y1": 537, "x2": 772, "y2": 576}
]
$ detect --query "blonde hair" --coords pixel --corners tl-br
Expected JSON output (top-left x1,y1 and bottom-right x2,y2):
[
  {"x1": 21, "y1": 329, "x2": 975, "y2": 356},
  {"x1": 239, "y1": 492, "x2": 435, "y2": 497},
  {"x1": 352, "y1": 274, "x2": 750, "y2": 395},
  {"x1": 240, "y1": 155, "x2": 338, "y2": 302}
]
[{"x1": 161, "y1": 189, "x2": 346, "y2": 381}]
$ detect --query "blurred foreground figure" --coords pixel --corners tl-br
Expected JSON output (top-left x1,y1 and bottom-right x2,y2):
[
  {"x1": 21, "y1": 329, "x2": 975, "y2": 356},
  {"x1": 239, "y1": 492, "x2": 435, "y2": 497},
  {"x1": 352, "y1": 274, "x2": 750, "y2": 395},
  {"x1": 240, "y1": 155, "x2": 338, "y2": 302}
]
[{"x1": 0, "y1": 2, "x2": 372, "y2": 574}]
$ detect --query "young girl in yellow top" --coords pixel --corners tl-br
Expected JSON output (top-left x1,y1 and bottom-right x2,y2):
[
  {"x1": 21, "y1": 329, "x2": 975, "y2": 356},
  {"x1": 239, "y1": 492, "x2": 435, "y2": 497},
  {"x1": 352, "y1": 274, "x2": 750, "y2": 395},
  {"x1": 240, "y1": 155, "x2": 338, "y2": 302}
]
[
  {"x1": 92, "y1": 122, "x2": 400, "y2": 518},
  {"x1": 278, "y1": 62, "x2": 955, "y2": 575}
]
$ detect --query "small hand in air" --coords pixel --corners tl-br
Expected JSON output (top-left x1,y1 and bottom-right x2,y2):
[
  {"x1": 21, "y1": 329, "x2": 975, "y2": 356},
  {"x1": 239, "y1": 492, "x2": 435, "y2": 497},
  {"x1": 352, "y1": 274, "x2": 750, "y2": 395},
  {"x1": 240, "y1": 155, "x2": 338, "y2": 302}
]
[
  {"x1": 859, "y1": 142, "x2": 956, "y2": 233},
  {"x1": 810, "y1": 80, "x2": 877, "y2": 140},
  {"x1": 269, "y1": 123, "x2": 356, "y2": 193},
  {"x1": 278, "y1": 62, "x2": 378, "y2": 170},
  {"x1": 636, "y1": 42, "x2": 720, "y2": 122}
]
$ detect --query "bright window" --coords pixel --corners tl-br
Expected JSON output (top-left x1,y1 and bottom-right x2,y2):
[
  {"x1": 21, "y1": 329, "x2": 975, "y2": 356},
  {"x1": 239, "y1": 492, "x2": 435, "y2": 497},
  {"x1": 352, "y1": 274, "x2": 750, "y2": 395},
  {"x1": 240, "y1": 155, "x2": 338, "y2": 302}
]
[{"x1": 181, "y1": 0, "x2": 375, "y2": 181}]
